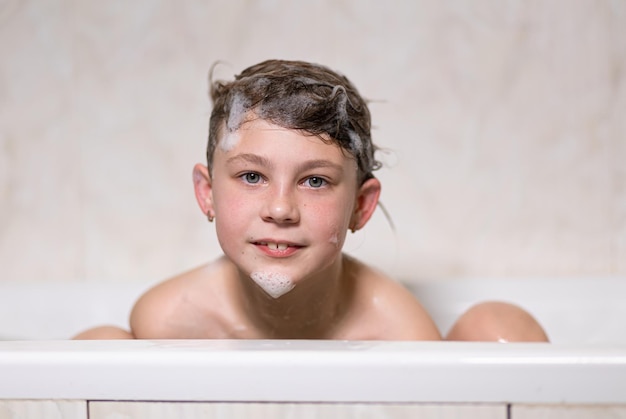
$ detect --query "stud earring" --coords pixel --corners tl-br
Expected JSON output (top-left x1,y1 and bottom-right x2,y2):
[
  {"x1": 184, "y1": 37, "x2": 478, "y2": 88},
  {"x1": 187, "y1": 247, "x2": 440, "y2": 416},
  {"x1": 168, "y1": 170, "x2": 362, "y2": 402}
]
[{"x1": 207, "y1": 212, "x2": 215, "y2": 222}]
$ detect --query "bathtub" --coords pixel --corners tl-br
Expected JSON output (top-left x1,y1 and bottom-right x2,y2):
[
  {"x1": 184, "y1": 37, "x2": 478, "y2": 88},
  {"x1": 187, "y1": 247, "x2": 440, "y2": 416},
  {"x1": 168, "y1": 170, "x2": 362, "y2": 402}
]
[{"x1": 1, "y1": 278, "x2": 625, "y2": 418}]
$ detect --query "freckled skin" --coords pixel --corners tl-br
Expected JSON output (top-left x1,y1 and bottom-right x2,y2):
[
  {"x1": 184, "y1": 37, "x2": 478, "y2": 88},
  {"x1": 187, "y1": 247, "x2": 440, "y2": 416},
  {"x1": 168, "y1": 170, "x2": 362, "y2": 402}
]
[
  {"x1": 73, "y1": 119, "x2": 547, "y2": 343},
  {"x1": 72, "y1": 58, "x2": 548, "y2": 342},
  {"x1": 74, "y1": 121, "x2": 442, "y2": 341}
]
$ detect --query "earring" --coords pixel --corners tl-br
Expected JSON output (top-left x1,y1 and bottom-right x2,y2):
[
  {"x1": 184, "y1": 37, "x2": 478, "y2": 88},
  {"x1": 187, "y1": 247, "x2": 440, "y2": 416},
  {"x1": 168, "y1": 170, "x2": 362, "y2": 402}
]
[
  {"x1": 350, "y1": 215, "x2": 359, "y2": 233},
  {"x1": 207, "y1": 212, "x2": 215, "y2": 222}
]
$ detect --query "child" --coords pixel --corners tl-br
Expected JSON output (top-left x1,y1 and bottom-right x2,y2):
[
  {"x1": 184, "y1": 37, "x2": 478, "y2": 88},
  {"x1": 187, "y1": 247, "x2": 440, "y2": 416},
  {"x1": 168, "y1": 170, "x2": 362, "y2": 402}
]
[{"x1": 75, "y1": 59, "x2": 547, "y2": 342}]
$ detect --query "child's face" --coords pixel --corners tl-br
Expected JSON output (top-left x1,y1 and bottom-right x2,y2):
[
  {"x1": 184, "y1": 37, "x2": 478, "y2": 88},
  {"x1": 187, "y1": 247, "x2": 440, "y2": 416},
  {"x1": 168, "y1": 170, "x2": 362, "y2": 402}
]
[{"x1": 195, "y1": 118, "x2": 380, "y2": 298}]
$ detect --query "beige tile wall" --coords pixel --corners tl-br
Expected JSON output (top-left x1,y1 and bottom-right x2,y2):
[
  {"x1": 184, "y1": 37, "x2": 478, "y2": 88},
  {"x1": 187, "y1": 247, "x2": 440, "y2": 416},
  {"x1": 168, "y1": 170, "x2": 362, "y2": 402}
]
[
  {"x1": 0, "y1": 400, "x2": 86, "y2": 419},
  {"x1": 1, "y1": 1, "x2": 625, "y2": 283},
  {"x1": 88, "y1": 402, "x2": 508, "y2": 419},
  {"x1": 4, "y1": 400, "x2": 626, "y2": 419}
]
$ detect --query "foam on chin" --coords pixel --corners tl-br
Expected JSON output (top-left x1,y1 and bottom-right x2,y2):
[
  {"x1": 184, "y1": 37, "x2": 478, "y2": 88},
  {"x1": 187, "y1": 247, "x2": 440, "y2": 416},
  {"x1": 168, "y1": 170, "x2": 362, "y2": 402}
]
[{"x1": 250, "y1": 271, "x2": 295, "y2": 299}]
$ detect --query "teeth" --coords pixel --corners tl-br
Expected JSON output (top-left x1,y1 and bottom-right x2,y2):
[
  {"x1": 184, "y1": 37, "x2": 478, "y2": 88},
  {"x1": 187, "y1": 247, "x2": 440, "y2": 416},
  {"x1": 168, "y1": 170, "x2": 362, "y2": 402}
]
[{"x1": 266, "y1": 242, "x2": 288, "y2": 251}]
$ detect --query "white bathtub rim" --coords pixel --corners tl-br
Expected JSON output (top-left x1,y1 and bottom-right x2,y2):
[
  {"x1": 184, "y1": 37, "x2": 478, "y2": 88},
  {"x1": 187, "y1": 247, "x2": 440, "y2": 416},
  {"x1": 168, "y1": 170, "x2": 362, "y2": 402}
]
[{"x1": 1, "y1": 340, "x2": 625, "y2": 404}]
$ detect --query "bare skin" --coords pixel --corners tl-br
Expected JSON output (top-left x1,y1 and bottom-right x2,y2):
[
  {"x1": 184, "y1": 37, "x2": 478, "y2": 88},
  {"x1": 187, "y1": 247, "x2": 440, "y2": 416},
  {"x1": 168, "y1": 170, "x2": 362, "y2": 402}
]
[
  {"x1": 74, "y1": 325, "x2": 134, "y2": 339},
  {"x1": 446, "y1": 301, "x2": 549, "y2": 342},
  {"x1": 75, "y1": 120, "x2": 441, "y2": 341},
  {"x1": 74, "y1": 255, "x2": 442, "y2": 340},
  {"x1": 74, "y1": 282, "x2": 550, "y2": 341},
  {"x1": 74, "y1": 119, "x2": 547, "y2": 343}
]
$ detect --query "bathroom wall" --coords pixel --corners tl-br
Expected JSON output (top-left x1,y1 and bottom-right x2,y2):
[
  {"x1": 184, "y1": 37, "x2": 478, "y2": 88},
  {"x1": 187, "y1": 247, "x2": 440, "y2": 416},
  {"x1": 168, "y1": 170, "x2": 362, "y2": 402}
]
[{"x1": 1, "y1": 0, "x2": 624, "y2": 284}]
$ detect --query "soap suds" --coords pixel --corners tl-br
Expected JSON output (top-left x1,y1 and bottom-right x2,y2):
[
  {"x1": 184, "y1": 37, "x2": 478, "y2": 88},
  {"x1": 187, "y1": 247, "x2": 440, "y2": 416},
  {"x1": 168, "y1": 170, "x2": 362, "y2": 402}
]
[
  {"x1": 227, "y1": 92, "x2": 250, "y2": 132},
  {"x1": 331, "y1": 86, "x2": 349, "y2": 129},
  {"x1": 220, "y1": 91, "x2": 249, "y2": 152},
  {"x1": 347, "y1": 130, "x2": 363, "y2": 155},
  {"x1": 329, "y1": 85, "x2": 364, "y2": 156},
  {"x1": 250, "y1": 271, "x2": 295, "y2": 299},
  {"x1": 220, "y1": 130, "x2": 241, "y2": 152}
]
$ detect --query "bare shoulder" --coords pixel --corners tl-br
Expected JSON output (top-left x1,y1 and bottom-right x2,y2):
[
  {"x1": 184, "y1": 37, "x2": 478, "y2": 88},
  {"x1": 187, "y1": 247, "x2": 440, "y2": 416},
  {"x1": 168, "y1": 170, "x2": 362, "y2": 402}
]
[
  {"x1": 130, "y1": 259, "x2": 228, "y2": 338},
  {"x1": 343, "y1": 256, "x2": 441, "y2": 341}
]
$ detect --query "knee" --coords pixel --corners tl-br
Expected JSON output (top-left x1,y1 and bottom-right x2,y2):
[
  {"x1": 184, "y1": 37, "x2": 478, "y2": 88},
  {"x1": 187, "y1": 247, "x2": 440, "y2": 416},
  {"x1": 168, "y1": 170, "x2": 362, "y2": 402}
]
[
  {"x1": 446, "y1": 301, "x2": 549, "y2": 342},
  {"x1": 72, "y1": 325, "x2": 134, "y2": 340}
]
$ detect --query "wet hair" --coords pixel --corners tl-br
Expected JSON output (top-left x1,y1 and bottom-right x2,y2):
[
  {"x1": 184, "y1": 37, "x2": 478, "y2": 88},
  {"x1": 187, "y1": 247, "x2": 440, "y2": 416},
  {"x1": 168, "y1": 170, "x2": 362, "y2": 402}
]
[{"x1": 207, "y1": 59, "x2": 381, "y2": 184}]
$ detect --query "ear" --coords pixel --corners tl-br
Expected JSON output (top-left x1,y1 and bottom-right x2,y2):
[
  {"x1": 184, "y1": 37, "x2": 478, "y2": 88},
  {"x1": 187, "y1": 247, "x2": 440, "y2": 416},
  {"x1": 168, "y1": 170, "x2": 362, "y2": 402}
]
[
  {"x1": 192, "y1": 163, "x2": 214, "y2": 217},
  {"x1": 350, "y1": 177, "x2": 381, "y2": 231}
]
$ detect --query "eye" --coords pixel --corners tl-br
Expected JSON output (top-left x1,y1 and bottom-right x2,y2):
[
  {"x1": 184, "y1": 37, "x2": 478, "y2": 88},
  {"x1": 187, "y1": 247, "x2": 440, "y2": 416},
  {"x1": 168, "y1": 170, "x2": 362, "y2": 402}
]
[
  {"x1": 304, "y1": 176, "x2": 327, "y2": 188},
  {"x1": 241, "y1": 172, "x2": 262, "y2": 184}
]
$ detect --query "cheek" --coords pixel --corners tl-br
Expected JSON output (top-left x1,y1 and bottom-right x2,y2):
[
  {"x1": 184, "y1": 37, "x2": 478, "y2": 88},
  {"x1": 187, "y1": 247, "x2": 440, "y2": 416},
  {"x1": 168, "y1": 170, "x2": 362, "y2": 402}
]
[
  {"x1": 212, "y1": 188, "x2": 252, "y2": 241},
  {"x1": 306, "y1": 197, "x2": 354, "y2": 244},
  {"x1": 213, "y1": 185, "x2": 250, "y2": 218},
  {"x1": 327, "y1": 227, "x2": 347, "y2": 249}
]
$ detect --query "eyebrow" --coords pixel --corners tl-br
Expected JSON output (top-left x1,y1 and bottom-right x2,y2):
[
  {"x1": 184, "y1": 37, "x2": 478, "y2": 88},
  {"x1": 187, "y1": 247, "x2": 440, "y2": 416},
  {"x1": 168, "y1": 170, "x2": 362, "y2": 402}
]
[
  {"x1": 226, "y1": 153, "x2": 344, "y2": 173},
  {"x1": 226, "y1": 153, "x2": 272, "y2": 168},
  {"x1": 298, "y1": 159, "x2": 344, "y2": 174}
]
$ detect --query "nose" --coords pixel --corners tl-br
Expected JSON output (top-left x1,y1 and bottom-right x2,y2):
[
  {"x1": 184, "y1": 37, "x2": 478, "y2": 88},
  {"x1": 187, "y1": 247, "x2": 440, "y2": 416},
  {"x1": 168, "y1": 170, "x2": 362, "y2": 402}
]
[{"x1": 261, "y1": 184, "x2": 300, "y2": 225}]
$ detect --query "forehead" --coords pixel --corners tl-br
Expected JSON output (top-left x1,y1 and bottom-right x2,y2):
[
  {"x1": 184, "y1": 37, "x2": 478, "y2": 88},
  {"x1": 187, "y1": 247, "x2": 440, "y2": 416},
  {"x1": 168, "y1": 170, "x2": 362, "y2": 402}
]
[{"x1": 216, "y1": 118, "x2": 358, "y2": 170}]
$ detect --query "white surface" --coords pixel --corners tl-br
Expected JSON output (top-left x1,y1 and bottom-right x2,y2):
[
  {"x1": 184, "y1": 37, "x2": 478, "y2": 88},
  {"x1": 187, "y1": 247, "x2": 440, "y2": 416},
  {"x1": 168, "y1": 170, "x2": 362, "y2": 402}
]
[
  {"x1": 2, "y1": 277, "x2": 625, "y2": 343},
  {"x1": 409, "y1": 277, "x2": 626, "y2": 344},
  {"x1": 0, "y1": 340, "x2": 625, "y2": 403},
  {"x1": 1, "y1": 281, "x2": 149, "y2": 340},
  {"x1": 2, "y1": 279, "x2": 625, "y2": 404}
]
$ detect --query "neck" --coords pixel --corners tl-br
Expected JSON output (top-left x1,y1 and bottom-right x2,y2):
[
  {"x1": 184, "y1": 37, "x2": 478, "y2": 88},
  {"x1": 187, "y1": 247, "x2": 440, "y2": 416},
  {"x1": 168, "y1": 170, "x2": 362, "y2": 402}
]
[{"x1": 238, "y1": 256, "x2": 351, "y2": 338}]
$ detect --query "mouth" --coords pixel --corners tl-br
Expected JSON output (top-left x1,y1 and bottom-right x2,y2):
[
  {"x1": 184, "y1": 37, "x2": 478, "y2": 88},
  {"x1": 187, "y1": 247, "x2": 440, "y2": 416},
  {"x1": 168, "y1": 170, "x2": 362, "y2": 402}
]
[{"x1": 253, "y1": 240, "x2": 303, "y2": 257}]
